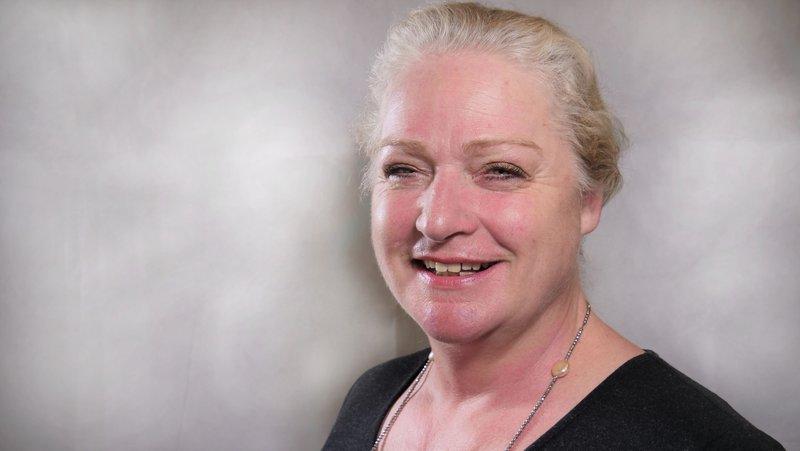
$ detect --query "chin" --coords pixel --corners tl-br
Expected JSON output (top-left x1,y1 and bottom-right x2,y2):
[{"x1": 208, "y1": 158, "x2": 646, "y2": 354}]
[{"x1": 411, "y1": 301, "x2": 495, "y2": 344}]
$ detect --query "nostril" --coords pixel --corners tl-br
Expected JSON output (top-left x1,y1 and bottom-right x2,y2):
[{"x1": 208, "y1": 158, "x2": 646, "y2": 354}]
[
  {"x1": 415, "y1": 210, "x2": 477, "y2": 242},
  {"x1": 414, "y1": 177, "x2": 479, "y2": 241}
]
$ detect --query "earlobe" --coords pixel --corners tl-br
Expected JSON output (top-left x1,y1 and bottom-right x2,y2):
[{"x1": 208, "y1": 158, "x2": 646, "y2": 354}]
[{"x1": 580, "y1": 189, "x2": 603, "y2": 235}]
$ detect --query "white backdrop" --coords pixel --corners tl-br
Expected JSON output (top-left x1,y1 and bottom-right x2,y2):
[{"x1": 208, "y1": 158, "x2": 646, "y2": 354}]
[{"x1": 0, "y1": 1, "x2": 798, "y2": 449}]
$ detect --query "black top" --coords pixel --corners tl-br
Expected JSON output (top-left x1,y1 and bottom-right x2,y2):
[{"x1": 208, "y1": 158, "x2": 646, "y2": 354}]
[{"x1": 323, "y1": 349, "x2": 783, "y2": 450}]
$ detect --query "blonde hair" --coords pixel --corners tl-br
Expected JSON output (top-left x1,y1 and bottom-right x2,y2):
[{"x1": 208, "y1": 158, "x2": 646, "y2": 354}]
[{"x1": 359, "y1": 2, "x2": 626, "y2": 204}]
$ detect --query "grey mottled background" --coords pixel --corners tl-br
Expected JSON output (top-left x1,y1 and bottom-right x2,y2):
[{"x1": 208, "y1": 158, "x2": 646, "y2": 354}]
[{"x1": 0, "y1": 1, "x2": 798, "y2": 449}]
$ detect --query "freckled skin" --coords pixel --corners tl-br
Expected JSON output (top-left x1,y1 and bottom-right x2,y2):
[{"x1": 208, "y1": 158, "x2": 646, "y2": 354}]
[{"x1": 370, "y1": 51, "x2": 602, "y2": 345}]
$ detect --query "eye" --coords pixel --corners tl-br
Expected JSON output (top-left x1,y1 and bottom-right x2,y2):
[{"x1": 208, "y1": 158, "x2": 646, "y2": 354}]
[
  {"x1": 382, "y1": 164, "x2": 417, "y2": 179},
  {"x1": 482, "y1": 162, "x2": 528, "y2": 180}
]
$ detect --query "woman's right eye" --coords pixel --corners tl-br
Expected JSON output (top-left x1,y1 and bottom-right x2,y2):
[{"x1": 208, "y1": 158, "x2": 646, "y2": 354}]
[{"x1": 383, "y1": 164, "x2": 416, "y2": 178}]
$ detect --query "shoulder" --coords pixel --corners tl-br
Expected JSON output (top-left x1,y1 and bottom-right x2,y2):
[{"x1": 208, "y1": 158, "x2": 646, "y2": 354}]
[
  {"x1": 617, "y1": 350, "x2": 780, "y2": 447},
  {"x1": 347, "y1": 348, "x2": 431, "y2": 402},
  {"x1": 323, "y1": 348, "x2": 430, "y2": 451},
  {"x1": 536, "y1": 350, "x2": 784, "y2": 450}
]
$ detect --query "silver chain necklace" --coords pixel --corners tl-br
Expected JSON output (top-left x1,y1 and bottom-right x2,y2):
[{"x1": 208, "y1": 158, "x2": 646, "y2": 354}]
[{"x1": 372, "y1": 302, "x2": 591, "y2": 451}]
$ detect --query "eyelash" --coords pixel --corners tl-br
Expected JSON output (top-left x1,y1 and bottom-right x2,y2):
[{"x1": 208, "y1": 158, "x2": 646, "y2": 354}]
[
  {"x1": 483, "y1": 162, "x2": 527, "y2": 180},
  {"x1": 383, "y1": 164, "x2": 417, "y2": 178},
  {"x1": 382, "y1": 163, "x2": 527, "y2": 180}
]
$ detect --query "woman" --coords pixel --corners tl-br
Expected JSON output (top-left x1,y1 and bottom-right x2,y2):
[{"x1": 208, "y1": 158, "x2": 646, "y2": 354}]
[{"x1": 325, "y1": 3, "x2": 782, "y2": 449}]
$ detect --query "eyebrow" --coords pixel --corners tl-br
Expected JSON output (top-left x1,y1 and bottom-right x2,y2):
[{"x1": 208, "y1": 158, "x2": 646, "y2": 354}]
[
  {"x1": 464, "y1": 138, "x2": 543, "y2": 156},
  {"x1": 377, "y1": 137, "x2": 427, "y2": 154},
  {"x1": 377, "y1": 137, "x2": 543, "y2": 156}
]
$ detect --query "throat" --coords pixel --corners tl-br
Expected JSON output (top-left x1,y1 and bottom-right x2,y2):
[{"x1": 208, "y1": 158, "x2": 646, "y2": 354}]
[{"x1": 426, "y1": 296, "x2": 588, "y2": 401}]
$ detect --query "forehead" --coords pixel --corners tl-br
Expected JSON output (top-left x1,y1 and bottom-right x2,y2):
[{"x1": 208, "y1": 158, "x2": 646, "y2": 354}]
[{"x1": 379, "y1": 51, "x2": 554, "y2": 145}]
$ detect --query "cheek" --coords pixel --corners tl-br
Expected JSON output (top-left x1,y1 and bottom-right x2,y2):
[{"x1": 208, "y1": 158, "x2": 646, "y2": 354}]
[
  {"x1": 478, "y1": 193, "x2": 536, "y2": 245},
  {"x1": 477, "y1": 190, "x2": 581, "y2": 253},
  {"x1": 371, "y1": 190, "x2": 420, "y2": 255}
]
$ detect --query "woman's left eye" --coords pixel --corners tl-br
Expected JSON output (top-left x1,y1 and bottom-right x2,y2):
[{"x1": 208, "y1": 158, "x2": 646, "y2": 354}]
[{"x1": 483, "y1": 163, "x2": 527, "y2": 180}]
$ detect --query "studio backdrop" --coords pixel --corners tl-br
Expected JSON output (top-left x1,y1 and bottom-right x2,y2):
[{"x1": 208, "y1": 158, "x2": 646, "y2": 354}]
[{"x1": 0, "y1": 1, "x2": 798, "y2": 449}]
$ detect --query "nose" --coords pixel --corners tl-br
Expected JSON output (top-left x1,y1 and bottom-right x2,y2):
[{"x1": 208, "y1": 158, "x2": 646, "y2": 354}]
[{"x1": 415, "y1": 169, "x2": 479, "y2": 242}]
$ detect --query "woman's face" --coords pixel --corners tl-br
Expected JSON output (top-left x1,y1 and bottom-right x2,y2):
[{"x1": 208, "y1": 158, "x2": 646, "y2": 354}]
[{"x1": 370, "y1": 51, "x2": 602, "y2": 344}]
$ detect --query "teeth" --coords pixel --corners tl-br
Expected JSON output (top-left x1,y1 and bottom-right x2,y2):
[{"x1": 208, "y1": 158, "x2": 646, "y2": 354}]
[{"x1": 421, "y1": 260, "x2": 493, "y2": 276}]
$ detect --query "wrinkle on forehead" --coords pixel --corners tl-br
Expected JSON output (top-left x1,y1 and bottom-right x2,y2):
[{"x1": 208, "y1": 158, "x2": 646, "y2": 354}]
[
  {"x1": 370, "y1": 50, "x2": 576, "y2": 188},
  {"x1": 377, "y1": 137, "x2": 543, "y2": 160},
  {"x1": 382, "y1": 50, "x2": 553, "y2": 118}
]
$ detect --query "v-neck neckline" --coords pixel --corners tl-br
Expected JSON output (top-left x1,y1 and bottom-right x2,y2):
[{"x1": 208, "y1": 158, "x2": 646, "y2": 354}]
[{"x1": 372, "y1": 349, "x2": 656, "y2": 450}]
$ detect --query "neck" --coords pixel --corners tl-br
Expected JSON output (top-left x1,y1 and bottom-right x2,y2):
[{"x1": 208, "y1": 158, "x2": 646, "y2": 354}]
[{"x1": 425, "y1": 285, "x2": 588, "y2": 404}]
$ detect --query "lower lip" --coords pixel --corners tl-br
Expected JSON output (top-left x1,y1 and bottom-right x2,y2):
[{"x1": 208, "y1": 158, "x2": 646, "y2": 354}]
[{"x1": 414, "y1": 262, "x2": 501, "y2": 289}]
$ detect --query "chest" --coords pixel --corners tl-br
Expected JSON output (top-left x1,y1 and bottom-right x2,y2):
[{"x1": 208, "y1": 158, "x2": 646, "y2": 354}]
[{"x1": 377, "y1": 399, "x2": 567, "y2": 451}]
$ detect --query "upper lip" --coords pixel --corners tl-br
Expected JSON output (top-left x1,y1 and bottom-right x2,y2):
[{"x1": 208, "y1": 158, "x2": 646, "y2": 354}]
[{"x1": 412, "y1": 255, "x2": 499, "y2": 264}]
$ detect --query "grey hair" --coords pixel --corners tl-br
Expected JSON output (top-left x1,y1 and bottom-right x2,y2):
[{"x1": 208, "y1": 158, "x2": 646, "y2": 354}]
[{"x1": 358, "y1": 2, "x2": 627, "y2": 204}]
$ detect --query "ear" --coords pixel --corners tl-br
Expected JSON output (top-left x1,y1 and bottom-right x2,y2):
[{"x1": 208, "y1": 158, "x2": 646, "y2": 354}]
[{"x1": 580, "y1": 187, "x2": 603, "y2": 235}]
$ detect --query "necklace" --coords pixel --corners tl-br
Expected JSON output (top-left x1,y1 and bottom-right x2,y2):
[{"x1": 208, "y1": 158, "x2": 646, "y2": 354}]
[{"x1": 372, "y1": 301, "x2": 591, "y2": 451}]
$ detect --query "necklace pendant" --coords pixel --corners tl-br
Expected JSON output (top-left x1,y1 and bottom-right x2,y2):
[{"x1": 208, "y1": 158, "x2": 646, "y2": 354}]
[{"x1": 551, "y1": 359, "x2": 569, "y2": 378}]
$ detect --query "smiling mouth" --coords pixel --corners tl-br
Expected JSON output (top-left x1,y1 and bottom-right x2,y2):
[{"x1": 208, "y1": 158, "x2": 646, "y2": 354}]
[{"x1": 412, "y1": 259, "x2": 498, "y2": 277}]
